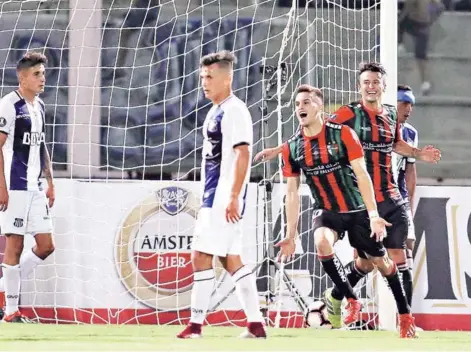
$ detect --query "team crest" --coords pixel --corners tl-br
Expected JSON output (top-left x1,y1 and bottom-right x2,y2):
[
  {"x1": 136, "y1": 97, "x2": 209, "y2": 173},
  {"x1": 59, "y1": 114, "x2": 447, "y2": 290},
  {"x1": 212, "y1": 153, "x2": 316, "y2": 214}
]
[
  {"x1": 327, "y1": 143, "x2": 339, "y2": 156},
  {"x1": 207, "y1": 118, "x2": 218, "y2": 132},
  {"x1": 0, "y1": 117, "x2": 6, "y2": 127},
  {"x1": 156, "y1": 187, "x2": 189, "y2": 216}
]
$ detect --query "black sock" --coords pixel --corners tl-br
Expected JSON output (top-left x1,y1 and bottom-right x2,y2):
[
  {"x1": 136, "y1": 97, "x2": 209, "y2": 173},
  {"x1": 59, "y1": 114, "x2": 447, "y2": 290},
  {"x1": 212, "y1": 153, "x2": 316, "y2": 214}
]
[
  {"x1": 398, "y1": 262, "x2": 413, "y2": 307},
  {"x1": 386, "y1": 265, "x2": 410, "y2": 314},
  {"x1": 319, "y1": 254, "x2": 357, "y2": 300},
  {"x1": 331, "y1": 261, "x2": 366, "y2": 301}
]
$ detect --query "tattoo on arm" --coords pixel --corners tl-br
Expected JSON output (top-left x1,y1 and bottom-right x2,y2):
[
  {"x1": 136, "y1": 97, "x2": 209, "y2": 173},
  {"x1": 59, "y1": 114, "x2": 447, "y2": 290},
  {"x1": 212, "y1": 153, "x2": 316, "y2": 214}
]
[{"x1": 42, "y1": 145, "x2": 53, "y2": 183}]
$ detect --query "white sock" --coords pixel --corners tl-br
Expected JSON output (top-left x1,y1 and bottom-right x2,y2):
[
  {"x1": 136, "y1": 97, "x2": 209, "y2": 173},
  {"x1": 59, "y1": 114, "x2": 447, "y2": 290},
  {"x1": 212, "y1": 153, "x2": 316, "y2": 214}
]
[
  {"x1": 190, "y1": 269, "x2": 215, "y2": 325},
  {"x1": 233, "y1": 266, "x2": 264, "y2": 323},
  {"x1": 407, "y1": 257, "x2": 414, "y2": 272},
  {"x1": 19, "y1": 249, "x2": 44, "y2": 280},
  {"x1": 3, "y1": 264, "x2": 20, "y2": 315},
  {"x1": 0, "y1": 250, "x2": 44, "y2": 292}
]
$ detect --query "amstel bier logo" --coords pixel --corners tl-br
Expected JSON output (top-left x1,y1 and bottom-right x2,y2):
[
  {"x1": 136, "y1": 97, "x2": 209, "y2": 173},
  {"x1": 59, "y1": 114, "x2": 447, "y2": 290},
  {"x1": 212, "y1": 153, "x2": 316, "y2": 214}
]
[{"x1": 115, "y1": 186, "x2": 198, "y2": 310}]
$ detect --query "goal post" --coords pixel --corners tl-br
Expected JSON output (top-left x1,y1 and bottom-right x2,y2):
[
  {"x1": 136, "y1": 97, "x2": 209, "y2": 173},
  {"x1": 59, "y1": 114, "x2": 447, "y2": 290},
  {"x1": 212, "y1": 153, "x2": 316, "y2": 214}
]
[{"x1": 0, "y1": 0, "x2": 397, "y2": 328}]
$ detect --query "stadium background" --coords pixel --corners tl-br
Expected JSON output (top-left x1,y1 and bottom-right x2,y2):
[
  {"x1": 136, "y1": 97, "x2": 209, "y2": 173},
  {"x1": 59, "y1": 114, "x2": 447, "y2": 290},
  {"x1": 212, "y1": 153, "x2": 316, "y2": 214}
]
[{"x1": 0, "y1": 0, "x2": 469, "y2": 334}]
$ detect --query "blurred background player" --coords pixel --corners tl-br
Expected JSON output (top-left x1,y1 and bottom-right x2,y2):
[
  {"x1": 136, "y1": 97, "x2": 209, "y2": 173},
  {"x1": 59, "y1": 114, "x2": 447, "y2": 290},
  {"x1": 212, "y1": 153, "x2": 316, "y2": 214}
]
[
  {"x1": 393, "y1": 84, "x2": 418, "y2": 310},
  {"x1": 177, "y1": 51, "x2": 265, "y2": 339},
  {"x1": 274, "y1": 85, "x2": 417, "y2": 337},
  {"x1": 0, "y1": 51, "x2": 56, "y2": 323}
]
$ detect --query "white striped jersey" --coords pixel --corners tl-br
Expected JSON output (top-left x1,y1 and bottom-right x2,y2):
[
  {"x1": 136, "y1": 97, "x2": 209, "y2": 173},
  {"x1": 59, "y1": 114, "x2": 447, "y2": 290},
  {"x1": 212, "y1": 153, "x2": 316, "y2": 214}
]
[
  {"x1": 392, "y1": 122, "x2": 418, "y2": 201},
  {"x1": 0, "y1": 90, "x2": 46, "y2": 191},
  {"x1": 200, "y1": 94, "x2": 253, "y2": 214}
]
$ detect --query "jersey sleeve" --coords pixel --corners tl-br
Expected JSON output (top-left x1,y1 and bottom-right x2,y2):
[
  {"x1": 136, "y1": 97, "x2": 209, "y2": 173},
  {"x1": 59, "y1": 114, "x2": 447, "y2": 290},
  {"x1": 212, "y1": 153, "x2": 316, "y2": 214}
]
[
  {"x1": 406, "y1": 129, "x2": 419, "y2": 164},
  {"x1": 341, "y1": 126, "x2": 364, "y2": 161},
  {"x1": 223, "y1": 106, "x2": 253, "y2": 148},
  {"x1": 329, "y1": 105, "x2": 355, "y2": 124},
  {"x1": 0, "y1": 98, "x2": 16, "y2": 135},
  {"x1": 281, "y1": 142, "x2": 301, "y2": 177}
]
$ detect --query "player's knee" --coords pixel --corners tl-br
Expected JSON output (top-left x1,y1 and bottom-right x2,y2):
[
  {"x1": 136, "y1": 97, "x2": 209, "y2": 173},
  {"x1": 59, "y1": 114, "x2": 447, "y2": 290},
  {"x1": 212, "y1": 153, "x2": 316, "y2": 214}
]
[
  {"x1": 314, "y1": 229, "x2": 335, "y2": 256},
  {"x1": 387, "y1": 248, "x2": 407, "y2": 264},
  {"x1": 191, "y1": 251, "x2": 213, "y2": 271},
  {"x1": 369, "y1": 256, "x2": 392, "y2": 275},
  {"x1": 355, "y1": 257, "x2": 374, "y2": 273},
  {"x1": 35, "y1": 233, "x2": 55, "y2": 259},
  {"x1": 406, "y1": 239, "x2": 415, "y2": 252}
]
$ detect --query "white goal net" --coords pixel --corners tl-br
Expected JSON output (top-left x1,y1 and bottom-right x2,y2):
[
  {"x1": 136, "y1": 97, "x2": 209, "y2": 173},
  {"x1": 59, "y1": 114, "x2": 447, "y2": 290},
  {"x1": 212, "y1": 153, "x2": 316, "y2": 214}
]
[{"x1": 0, "y1": 0, "x2": 396, "y2": 329}]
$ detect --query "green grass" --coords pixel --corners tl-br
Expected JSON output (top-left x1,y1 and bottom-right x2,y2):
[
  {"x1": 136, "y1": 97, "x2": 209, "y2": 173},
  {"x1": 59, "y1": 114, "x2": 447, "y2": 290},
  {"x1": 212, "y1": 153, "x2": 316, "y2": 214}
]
[{"x1": 0, "y1": 325, "x2": 470, "y2": 351}]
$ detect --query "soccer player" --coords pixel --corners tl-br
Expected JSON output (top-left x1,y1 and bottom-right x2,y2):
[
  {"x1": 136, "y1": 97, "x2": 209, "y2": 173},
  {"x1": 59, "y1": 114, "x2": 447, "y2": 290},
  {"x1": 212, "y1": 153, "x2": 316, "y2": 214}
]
[
  {"x1": 393, "y1": 85, "x2": 418, "y2": 307},
  {"x1": 253, "y1": 63, "x2": 440, "y2": 334},
  {"x1": 0, "y1": 51, "x2": 55, "y2": 323},
  {"x1": 177, "y1": 51, "x2": 265, "y2": 339},
  {"x1": 275, "y1": 84, "x2": 417, "y2": 337}
]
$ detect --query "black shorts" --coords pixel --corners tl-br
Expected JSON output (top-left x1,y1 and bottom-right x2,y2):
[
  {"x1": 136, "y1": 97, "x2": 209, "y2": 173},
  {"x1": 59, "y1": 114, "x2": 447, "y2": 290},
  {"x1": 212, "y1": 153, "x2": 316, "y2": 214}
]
[
  {"x1": 378, "y1": 198, "x2": 409, "y2": 250},
  {"x1": 312, "y1": 209, "x2": 387, "y2": 259},
  {"x1": 399, "y1": 16, "x2": 430, "y2": 59}
]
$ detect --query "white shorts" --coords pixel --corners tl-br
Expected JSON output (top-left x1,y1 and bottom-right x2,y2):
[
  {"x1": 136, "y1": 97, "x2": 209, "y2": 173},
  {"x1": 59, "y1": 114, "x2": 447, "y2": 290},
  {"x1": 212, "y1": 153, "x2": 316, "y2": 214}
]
[
  {"x1": 191, "y1": 207, "x2": 242, "y2": 257},
  {"x1": 1, "y1": 190, "x2": 53, "y2": 236},
  {"x1": 405, "y1": 203, "x2": 416, "y2": 241}
]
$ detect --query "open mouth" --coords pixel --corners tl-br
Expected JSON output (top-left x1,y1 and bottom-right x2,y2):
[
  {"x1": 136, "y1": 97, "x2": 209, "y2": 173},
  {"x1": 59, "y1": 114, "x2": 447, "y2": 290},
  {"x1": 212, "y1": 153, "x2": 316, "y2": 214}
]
[
  {"x1": 367, "y1": 91, "x2": 377, "y2": 95},
  {"x1": 299, "y1": 112, "x2": 308, "y2": 118}
]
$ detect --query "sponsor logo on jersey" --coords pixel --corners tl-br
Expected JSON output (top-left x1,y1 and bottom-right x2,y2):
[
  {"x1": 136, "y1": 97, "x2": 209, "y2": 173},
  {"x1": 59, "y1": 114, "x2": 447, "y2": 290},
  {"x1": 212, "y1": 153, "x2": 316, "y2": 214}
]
[{"x1": 23, "y1": 132, "x2": 45, "y2": 146}]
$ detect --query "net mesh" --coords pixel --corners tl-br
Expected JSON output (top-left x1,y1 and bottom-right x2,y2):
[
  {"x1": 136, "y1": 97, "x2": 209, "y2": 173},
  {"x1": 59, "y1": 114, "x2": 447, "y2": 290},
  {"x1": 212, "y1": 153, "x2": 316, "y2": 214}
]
[{"x1": 0, "y1": 0, "x2": 388, "y2": 328}]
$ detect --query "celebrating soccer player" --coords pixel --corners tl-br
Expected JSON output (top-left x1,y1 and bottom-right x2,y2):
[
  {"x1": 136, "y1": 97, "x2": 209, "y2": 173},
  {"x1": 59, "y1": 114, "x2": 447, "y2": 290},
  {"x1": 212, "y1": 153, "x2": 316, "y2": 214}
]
[
  {"x1": 0, "y1": 52, "x2": 55, "y2": 323},
  {"x1": 275, "y1": 84, "x2": 417, "y2": 337},
  {"x1": 393, "y1": 85, "x2": 418, "y2": 308},
  {"x1": 254, "y1": 63, "x2": 440, "y2": 337},
  {"x1": 177, "y1": 51, "x2": 265, "y2": 339}
]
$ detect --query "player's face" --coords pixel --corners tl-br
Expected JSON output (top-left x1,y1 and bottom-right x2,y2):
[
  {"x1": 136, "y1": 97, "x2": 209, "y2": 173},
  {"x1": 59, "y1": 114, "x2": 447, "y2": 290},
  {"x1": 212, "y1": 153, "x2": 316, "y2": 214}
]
[
  {"x1": 19, "y1": 64, "x2": 46, "y2": 95},
  {"x1": 358, "y1": 71, "x2": 385, "y2": 103},
  {"x1": 295, "y1": 92, "x2": 323, "y2": 127},
  {"x1": 200, "y1": 64, "x2": 231, "y2": 102},
  {"x1": 397, "y1": 101, "x2": 413, "y2": 123}
]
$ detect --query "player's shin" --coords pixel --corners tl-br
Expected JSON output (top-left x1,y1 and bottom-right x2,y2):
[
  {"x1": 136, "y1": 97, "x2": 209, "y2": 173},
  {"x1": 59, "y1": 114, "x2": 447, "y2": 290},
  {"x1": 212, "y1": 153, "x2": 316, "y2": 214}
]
[
  {"x1": 0, "y1": 249, "x2": 44, "y2": 292},
  {"x1": 331, "y1": 261, "x2": 367, "y2": 301},
  {"x1": 2, "y1": 264, "x2": 20, "y2": 316},
  {"x1": 378, "y1": 260, "x2": 410, "y2": 315},
  {"x1": 398, "y1": 261, "x2": 413, "y2": 307},
  {"x1": 189, "y1": 268, "x2": 216, "y2": 325},
  {"x1": 318, "y1": 253, "x2": 357, "y2": 300},
  {"x1": 232, "y1": 265, "x2": 264, "y2": 323}
]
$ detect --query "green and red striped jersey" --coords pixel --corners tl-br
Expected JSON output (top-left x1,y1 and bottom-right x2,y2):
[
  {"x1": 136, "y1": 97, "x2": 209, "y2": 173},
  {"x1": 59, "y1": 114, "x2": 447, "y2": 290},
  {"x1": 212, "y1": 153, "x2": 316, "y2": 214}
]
[
  {"x1": 281, "y1": 122, "x2": 366, "y2": 213},
  {"x1": 330, "y1": 102, "x2": 403, "y2": 204}
]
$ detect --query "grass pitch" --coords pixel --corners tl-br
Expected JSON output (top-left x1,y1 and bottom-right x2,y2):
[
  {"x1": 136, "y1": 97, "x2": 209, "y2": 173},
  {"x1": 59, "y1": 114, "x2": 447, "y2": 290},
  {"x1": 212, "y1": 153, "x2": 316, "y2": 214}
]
[{"x1": 0, "y1": 324, "x2": 470, "y2": 351}]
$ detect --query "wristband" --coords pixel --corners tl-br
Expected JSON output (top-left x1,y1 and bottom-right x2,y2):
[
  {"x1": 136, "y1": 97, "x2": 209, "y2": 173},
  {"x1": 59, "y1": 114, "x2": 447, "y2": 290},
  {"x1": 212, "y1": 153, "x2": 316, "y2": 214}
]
[{"x1": 368, "y1": 210, "x2": 379, "y2": 219}]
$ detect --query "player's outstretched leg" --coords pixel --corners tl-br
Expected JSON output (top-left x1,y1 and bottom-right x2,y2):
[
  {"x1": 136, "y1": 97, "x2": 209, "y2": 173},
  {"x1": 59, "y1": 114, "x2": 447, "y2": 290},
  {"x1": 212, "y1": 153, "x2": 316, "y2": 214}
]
[
  {"x1": 371, "y1": 256, "x2": 417, "y2": 338},
  {"x1": 315, "y1": 228, "x2": 362, "y2": 327},
  {"x1": 177, "y1": 251, "x2": 215, "y2": 339},
  {"x1": 224, "y1": 255, "x2": 266, "y2": 339}
]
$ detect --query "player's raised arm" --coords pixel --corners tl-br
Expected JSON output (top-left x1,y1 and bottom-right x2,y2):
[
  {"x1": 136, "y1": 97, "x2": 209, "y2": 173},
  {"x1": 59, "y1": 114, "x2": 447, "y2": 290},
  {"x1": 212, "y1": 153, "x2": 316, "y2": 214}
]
[
  {"x1": 393, "y1": 122, "x2": 441, "y2": 164},
  {"x1": 341, "y1": 126, "x2": 390, "y2": 241}
]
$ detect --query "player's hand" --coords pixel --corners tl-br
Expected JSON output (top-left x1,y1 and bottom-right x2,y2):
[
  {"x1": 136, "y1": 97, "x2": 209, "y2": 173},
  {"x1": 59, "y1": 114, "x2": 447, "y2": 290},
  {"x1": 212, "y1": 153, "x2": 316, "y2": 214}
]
[
  {"x1": 46, "y1": 184, "x2": 55, "y2": 208},
  {"x1": 225, "y1": 196, "x2": 240, "y2": 223},
  {"x1": 418, "y1": 145, "x2": 441, "y2": 164},
  {"x1": 370, "y1": 217, "x2": 391, "y2": 242},
  {"x1": 253, "y1": 147, "x2": 281, "y2": 163},
  {"x1": 275, "y1": 237, "x2": 296, "y2": 262},
  {"x1": 0, "y1": 187, "x2": 8, "y2": 212}
]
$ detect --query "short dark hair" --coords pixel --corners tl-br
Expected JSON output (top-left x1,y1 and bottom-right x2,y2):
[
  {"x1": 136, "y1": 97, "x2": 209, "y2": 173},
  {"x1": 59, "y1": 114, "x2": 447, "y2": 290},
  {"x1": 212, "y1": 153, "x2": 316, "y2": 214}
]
[
  {"x1": 296, "y1": 84, "x2": 324, "y2": 101},
  {"x1": 397, "y1": 84, "x2": 412, "y2": 91},
  {"x1": 16, "y1": 51, "x2": 48, "y2": 71},
  {"x1": 199, "y1": 50, "x2": 237, "y2": 69},
  {"x1": 358, "y1": 62, "x2": 386, "y2": 76}
]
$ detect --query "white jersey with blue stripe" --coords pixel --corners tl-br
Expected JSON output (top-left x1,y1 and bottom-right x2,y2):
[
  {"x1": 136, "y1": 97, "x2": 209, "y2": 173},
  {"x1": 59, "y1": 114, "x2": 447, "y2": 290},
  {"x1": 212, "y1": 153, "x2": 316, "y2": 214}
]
[
  {"x1": 392, "y1": 122, "x2": 418, "y2": 200},
  {"x1": 0, "y1": 91, "x2": 46, "y2": 191},
  {"x1": 200, "y1": 95, "x2": 253, "y2": 213}
]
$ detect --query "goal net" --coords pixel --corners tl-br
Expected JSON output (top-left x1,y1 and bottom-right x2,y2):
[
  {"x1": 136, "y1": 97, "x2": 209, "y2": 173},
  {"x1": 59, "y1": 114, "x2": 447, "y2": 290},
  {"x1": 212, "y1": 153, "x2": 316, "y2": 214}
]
[{"x1": 0, "y1": 0, "x2": 396, "y2": 329}]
